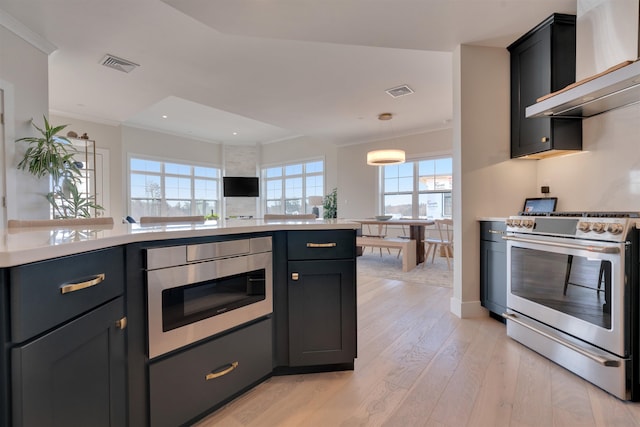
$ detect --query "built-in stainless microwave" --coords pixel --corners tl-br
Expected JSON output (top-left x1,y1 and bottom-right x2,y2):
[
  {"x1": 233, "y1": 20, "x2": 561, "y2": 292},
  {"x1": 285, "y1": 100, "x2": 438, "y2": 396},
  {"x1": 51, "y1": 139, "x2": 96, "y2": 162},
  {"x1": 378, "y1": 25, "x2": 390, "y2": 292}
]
[{"x1": 146, "y1": 237, "x2": 273, "y2": 359}]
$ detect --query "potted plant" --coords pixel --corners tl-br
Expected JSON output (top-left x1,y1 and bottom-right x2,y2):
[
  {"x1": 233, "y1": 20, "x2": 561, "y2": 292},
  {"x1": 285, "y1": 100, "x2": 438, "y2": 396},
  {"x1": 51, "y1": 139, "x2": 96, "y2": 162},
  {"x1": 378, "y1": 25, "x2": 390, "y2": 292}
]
[
  {"x1": 323, "y1": 188, "x2": 337, "y2": 219},
  {"x1": 15, "y1": 116, "x2": 103, "y2": 218}
]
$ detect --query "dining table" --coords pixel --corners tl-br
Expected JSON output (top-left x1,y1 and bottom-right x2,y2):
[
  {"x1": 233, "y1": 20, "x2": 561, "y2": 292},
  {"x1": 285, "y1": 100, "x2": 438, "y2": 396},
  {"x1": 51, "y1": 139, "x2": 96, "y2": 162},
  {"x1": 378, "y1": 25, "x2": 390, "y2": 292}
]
[{"x1": 353, "y1": 218, "x2": 435, "y2": 264}]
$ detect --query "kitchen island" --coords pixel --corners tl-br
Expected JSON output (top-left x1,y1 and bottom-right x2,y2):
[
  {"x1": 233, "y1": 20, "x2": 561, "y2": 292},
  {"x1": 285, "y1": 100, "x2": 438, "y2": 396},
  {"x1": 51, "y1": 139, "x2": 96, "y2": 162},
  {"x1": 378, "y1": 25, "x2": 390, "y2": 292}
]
[{"x1": 0, "y1": 219, "x2": 359, "y2": 427}]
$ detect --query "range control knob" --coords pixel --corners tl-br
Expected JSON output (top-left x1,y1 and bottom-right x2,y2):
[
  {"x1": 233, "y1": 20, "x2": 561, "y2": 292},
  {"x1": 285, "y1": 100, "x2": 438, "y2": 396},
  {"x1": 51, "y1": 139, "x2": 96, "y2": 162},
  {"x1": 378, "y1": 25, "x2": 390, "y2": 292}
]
[
  {"x1": 607, "y1": 223, "x2": 624, "y2": 234},
  {"x1": 578, "y1": 222, "x2": 591, "y2": 232},
  {"x1": 591, "y1": 222, "x2": 606, "y2": 233},
  {"x1": 506, "y1": 219, "x2": 514, "y2": 227},
  {"x1": 512, "y1": 219, "x2": 521, "y2": 227},
  {"x1": 522, "y1": 220, "x2": 534, "y2": 228}
]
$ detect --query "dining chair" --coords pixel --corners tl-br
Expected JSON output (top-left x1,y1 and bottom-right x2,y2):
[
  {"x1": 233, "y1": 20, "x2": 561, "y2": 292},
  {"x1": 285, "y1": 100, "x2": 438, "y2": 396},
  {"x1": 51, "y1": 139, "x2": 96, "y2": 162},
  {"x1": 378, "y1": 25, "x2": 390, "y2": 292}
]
[
  {"x1": 424, "y1": 218, "x2": 453, "y2": 269},
  {"x1": 263, "y1": 214, "x2": 316, "y2": 220},
  {"x1": 139, "y1": 215, "x2": 205, "y2": 224}
]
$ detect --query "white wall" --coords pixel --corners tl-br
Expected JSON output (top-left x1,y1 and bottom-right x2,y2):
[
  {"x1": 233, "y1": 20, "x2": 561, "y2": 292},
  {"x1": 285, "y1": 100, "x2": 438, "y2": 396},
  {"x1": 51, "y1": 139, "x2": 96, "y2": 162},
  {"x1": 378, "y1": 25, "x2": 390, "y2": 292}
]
[
  {"x1": 262, "y1": 135, "x2": 339, "y2": 200},
  {"x1": 1, "y1": 24, "x2": 50, "y2": 221},
  {"x1": 452, "y1": 44, "x2": 538, "y2": 318},
  {"x1": 49, "y1": 114, "x2": 122, "y2": 219},
  {"x1": 536, "y1": 105, "x2": 640, "y2": 210},
  {"x1": 337, "y1": 129, "x2": 453, "y2": 220}
]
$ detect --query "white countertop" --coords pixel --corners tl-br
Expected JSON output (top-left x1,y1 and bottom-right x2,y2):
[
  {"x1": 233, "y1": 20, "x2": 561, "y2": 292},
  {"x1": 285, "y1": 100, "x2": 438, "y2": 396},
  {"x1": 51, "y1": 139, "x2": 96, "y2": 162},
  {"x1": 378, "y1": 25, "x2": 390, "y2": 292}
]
[
  {"x1": 477, "y1": 217, "x2": 507, "y2": 222},
  {"x1": 0, "y1": 219, "x2": 360, "y2": 267}
]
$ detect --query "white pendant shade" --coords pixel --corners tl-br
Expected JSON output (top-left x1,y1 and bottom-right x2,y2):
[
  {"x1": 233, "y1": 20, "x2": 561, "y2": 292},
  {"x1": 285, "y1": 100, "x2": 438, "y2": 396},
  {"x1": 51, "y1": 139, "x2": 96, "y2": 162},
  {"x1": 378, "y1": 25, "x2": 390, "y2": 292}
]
[{"x1": 367, "y1": 149, "x2": 405, "y2": 165}]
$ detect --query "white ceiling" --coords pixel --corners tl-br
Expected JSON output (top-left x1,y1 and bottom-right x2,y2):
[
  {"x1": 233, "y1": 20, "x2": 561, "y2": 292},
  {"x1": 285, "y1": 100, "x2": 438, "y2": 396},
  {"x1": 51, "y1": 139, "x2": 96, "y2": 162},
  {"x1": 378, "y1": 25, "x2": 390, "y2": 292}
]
[{"x1": 0, "y1": 0, "x2": 576, "y2": 146}]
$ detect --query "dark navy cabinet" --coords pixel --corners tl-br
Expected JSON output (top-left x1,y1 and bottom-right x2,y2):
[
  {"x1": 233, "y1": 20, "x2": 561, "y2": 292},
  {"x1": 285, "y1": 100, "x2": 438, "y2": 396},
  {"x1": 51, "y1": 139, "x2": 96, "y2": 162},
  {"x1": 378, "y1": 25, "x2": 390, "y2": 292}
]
[
  {"x1": 12, "y1": 298, "x2": 126, "y2": 427},
  {"x1": 508, "y1": 13, "x2": 581, "y2": 159},
  {"x1": 286, "y1": 230, "x2": 357, "y2": 367},
  {"x1": 480, "y1": 221, "x2": 507, "y2": 319},
  {"x1": 0, "y1": 270, "x2": 9, "y2": 427},
  {"x1": 7, "y1": 247, "x2": 126, "y2": 427},
  {"x1": 149, "y1": 318, "x2": 272, "y2": 427}
]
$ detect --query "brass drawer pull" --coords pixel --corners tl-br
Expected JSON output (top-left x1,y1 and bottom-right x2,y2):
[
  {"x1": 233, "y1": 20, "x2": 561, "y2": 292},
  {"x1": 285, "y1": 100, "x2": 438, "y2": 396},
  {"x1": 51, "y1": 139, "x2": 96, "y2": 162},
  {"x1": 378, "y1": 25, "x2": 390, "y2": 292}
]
[
  {"x1": 306, "y1": 242, "x2": 337, "y2": 248},
  {"x1": 488, "y1": 230, "x2": 504, "y2": 235},
  {"x1": 205, "y1": 361, "x2": 239, "y2": 381},
  {"x1": 60, "y1": 273, "x2": 106, "y2": 294}
]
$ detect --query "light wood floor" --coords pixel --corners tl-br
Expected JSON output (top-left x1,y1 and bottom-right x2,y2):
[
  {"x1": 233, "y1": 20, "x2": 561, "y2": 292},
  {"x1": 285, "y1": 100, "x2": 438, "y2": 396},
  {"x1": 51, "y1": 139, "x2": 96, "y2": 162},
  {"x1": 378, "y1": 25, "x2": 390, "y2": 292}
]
[{"x1": 194, "y1": 274, "x2": 640, "y2": 427}]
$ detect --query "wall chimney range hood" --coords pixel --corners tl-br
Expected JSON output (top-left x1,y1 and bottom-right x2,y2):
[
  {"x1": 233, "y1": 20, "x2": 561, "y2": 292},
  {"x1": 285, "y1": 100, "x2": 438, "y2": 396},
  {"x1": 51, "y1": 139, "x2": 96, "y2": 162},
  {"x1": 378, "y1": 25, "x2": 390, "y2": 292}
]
[{"x1": 526, "y1": 59, "x2": 640, "y2": 119}]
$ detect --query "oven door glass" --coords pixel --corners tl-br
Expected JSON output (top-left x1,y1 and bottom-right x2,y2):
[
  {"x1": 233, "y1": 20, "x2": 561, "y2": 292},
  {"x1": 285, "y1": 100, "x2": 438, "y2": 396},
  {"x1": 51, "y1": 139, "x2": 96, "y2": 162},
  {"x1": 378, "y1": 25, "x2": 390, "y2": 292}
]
[
  {"x1": 510, "y1": 247, "x2": 612, "y2": 328},
  {"x1": 162, "y1": 268, "x2": 266, "y2": 332},
  {"x1": 507, "y1": 235, "x2": 628, "y2": 356}
]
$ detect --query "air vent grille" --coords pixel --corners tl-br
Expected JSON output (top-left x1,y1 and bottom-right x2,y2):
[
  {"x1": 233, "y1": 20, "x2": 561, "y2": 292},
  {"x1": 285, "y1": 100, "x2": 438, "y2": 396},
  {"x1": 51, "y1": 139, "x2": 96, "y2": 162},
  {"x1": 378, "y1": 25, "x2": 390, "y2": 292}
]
[
  {"x1": 100, "y1": 54, "x2": 139, "y2": 73},
  {"x1": 386, "y1": 85, "x2": 414, "y2": 98}
]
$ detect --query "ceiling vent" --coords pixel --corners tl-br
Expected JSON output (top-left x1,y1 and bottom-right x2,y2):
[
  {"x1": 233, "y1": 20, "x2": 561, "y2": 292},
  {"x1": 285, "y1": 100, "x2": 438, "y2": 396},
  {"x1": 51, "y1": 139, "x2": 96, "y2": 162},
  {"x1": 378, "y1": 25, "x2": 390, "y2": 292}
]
[
  {"x1": 100, "y1": 54, "x2": 139, "y2": 73},
  {"x1": 385, "y1": 85, "x2": 414, "y2": 98}
]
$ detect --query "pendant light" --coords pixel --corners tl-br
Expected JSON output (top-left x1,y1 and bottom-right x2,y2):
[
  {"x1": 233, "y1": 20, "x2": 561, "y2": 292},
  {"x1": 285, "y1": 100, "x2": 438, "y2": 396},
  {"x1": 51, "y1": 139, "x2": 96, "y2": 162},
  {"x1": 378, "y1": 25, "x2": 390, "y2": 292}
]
[{"x1": 366, "y1": 113, "x2": 406, "y2": 166}]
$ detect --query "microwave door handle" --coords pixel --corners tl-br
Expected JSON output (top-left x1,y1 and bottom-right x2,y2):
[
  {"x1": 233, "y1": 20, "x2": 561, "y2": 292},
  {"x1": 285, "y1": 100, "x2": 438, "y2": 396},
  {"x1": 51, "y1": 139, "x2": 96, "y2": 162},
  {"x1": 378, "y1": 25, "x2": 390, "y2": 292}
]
[{"x1": 503, "y1": 236, "x2": 620, "y2": 254}]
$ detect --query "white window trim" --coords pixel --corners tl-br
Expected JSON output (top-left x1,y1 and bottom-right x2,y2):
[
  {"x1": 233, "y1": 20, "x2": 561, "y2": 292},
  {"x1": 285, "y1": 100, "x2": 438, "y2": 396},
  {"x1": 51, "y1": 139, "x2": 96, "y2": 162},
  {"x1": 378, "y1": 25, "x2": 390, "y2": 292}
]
[
  {"x1": 261, "y1": 157, "x2": 325, "y2": 216},
  {"x1": 127, "y1": 153, "x2": 222, "y2": 218},
  {"x1": 380, "y1": 154, "x2": 453, "y2": 218}
]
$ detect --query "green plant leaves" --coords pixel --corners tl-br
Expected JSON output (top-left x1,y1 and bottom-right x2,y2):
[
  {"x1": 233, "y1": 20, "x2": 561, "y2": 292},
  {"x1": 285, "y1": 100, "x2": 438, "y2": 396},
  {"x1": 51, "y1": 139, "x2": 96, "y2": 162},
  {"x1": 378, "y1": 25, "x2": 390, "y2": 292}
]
[{"x1": 16, "y1": 116, "x2": 102, "y2": 218}]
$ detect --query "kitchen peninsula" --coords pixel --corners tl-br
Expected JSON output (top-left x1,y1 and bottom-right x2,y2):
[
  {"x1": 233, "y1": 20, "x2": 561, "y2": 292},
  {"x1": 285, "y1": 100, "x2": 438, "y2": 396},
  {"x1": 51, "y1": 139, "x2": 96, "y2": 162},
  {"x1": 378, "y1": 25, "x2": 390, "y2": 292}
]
[{"x1": 0, "y1": 219, "x2": 359, "y2": 427}]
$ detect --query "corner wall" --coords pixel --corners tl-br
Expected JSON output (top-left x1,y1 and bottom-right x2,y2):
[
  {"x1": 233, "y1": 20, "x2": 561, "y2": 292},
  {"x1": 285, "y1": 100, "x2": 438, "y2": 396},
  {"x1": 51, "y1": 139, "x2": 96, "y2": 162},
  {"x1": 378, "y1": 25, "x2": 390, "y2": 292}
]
[
  {"x1": 1, "y1": 24, "x2": 50, "y2": 221},
  {"x1": 452, "y1": 44, "x2": 537, "y2": 318}
]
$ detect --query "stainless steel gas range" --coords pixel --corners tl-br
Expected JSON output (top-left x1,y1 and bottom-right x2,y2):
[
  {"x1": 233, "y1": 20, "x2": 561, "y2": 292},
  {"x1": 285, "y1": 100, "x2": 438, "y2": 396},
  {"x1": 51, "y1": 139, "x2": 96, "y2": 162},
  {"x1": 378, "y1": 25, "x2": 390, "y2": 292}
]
[{"x1": 503, "y1": 211, "x2": 640, "y2": 400}]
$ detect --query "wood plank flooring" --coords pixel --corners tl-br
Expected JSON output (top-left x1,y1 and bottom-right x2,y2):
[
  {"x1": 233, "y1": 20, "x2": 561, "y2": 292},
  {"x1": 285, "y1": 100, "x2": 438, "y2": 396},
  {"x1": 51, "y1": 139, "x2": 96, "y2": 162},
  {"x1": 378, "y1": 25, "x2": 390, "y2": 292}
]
[{"x1": 194, "y1": 274, "x2": 640, "y2": 427}]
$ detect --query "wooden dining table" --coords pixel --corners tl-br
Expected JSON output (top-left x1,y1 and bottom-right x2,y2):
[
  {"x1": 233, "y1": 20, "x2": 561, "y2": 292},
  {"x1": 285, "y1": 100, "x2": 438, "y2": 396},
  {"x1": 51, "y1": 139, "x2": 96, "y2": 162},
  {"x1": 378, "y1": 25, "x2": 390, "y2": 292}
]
[{"x1": 353, "y1": 218, "x2": 435, "y2": 264}]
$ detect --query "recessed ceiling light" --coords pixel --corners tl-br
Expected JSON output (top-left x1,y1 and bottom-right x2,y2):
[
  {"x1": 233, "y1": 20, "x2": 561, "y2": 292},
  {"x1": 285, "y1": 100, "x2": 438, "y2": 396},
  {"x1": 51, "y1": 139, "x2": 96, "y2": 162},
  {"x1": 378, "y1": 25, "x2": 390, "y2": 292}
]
[
  {"x1": 162, "y1": 115, "x2": 168, "y2": 119},
  {"x1": 233, "y1": 132, "x2": 238, "y2": 135}
]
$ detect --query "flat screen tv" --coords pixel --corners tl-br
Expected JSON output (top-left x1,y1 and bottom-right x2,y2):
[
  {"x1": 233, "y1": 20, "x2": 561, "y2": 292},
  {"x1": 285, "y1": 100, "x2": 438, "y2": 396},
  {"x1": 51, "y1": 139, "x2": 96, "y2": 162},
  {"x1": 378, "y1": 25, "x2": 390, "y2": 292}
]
[{"x1": 223, "y1": 176, "x2": 259, "y2": 197}]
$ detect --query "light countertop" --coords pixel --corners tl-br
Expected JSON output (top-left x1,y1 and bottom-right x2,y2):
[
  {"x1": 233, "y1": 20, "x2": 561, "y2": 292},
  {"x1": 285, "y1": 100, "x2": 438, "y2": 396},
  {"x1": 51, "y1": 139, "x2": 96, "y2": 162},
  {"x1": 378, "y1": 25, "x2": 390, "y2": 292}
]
[
  {"x1": 477, "y1": 217, "x2": 507, "y2": 222},
  {"x1": 0, "y1": 219, "x2": 359, "y2": 267}
]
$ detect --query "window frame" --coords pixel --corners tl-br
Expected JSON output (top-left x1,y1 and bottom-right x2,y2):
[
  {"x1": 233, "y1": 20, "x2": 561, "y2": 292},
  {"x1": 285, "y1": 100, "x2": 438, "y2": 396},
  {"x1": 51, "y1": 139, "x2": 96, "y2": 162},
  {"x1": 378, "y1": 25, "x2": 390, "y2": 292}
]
[
  {"x1": 261, "y1": 158, "x2": 325, "y2": 216},
  {"x1": 127, "y1": 154, "x2": 222, "y2": 219},
  {"x1": 380, "y1": 155, "x2": 453, "y2": 219}
]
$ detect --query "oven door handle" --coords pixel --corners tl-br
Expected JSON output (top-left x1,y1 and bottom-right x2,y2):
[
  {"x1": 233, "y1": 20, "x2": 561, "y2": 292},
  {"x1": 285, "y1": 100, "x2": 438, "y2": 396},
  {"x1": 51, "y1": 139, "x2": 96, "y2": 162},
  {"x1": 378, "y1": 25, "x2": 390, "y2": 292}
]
[
  {"x1": 503, "y1": 235, "x2": 620, "y2": 254},
  {"x1": 502, "y1": 313, "x2": 620, "y2": 367}
]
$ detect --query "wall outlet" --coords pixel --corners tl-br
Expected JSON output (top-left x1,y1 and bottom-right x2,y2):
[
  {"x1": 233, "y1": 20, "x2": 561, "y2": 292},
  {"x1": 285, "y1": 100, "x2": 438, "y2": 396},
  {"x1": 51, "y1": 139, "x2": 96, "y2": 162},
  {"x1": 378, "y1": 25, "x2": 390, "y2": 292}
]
[{"x1": 541, "y1": 186, "x2": 550, "y2": 194}]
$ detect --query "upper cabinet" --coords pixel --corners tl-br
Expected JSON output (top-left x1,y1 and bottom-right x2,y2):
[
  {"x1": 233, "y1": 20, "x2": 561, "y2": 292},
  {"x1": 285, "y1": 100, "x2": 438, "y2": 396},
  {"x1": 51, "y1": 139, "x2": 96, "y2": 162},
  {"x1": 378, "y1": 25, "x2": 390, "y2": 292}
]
[{"x1": 509, "y1": 13, "x2": 582, "y2": 159}]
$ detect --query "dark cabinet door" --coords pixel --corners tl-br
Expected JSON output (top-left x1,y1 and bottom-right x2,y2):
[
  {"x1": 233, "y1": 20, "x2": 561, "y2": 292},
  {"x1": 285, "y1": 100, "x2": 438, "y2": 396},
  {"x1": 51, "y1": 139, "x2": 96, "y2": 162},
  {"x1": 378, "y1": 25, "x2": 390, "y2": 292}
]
[
  {"x1": 288, "y1": 259, "x2": 356, "y2": 366},
  {"x1": 11, "y1": 298, "x2": 126, "y2": 427},
  {"x1": 511, "y1": 24, "x2": 553, "y2": 157},
  {"x1": 480, "y1": 239, "x2": 507, "y2": 316},
  {"x1": 509, "y1": 13, "x2": 581, "y2": 158}
]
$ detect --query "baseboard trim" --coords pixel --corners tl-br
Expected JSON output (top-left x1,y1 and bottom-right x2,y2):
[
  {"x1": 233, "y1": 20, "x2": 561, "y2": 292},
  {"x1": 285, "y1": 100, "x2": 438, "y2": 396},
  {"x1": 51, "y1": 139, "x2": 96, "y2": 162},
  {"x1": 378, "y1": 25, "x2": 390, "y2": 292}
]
[{"x1": 450, "y1": 296, "x2": 487, "y2": 318}]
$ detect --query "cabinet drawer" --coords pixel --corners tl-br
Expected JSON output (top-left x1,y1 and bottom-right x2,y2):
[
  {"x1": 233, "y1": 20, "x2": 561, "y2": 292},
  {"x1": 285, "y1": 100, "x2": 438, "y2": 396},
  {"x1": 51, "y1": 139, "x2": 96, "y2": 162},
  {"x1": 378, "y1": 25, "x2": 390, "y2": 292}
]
[
  {"x1": 287, "y1": 230, "x2": 355, "y2": 260},
  {"x1": 480, "y1": 221, "x2": 507, "y2": 243},
  {"x1": 149, "y1": 318, "x2": 272, "y2": 427},
  {"x1": 10, "y1": 247, "x2": 125, "y2": 342}
]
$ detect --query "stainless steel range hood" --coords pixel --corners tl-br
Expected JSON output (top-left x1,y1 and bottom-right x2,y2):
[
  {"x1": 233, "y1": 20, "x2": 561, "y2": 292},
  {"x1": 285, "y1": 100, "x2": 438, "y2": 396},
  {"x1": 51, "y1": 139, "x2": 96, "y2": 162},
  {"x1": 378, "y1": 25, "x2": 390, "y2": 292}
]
[{"x1": 526, "y1": 59, "x2": 640, "y2": 119}]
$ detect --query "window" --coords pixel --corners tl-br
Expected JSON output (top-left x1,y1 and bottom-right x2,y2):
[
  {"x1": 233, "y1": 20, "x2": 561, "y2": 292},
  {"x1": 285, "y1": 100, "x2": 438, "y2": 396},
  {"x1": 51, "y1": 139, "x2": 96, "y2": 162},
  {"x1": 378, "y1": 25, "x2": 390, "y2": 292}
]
[
  {"x1": 262, "y1": 160, "x2": 324, "y2": 215},
  {"x1": 382, "y1": 156, "x2": 452, "y2": 219},
  {"x1": 129, "y1": 157, "x2": 221, "y2": 219}
]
